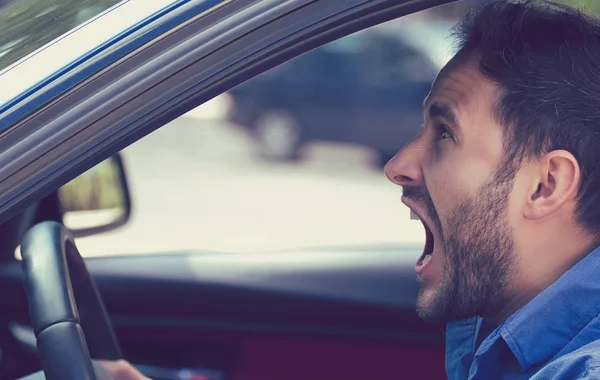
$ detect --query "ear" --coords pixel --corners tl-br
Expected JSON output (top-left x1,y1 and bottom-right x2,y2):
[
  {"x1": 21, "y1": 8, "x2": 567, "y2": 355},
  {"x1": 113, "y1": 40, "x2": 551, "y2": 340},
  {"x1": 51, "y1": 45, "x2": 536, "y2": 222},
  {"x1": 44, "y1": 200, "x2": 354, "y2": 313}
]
[{"x1": 524, "y1": 150, "x2": 580, "y2": 220}]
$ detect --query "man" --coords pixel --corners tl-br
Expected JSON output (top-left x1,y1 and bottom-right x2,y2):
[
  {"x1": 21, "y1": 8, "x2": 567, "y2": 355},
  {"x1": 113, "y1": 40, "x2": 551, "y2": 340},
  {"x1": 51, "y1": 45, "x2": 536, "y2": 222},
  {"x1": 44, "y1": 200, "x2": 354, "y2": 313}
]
[
  {"x1": 385, "y1": 0, "x2": 600, "y2": 378},
  {"x1": 101, "y1": 0, "x2": 600, "y2": 378}
]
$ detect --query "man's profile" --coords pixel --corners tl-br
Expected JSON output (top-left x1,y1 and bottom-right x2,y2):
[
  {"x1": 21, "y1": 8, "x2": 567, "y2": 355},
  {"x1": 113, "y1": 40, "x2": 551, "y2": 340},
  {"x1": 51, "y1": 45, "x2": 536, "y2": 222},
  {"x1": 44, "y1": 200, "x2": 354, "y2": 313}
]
[
  {"x1": 385, "y1": 0, "x2": 600, "y2": 378},
  {"x1": 102, "y1": 0, "x2": 600, "y2": 378}
]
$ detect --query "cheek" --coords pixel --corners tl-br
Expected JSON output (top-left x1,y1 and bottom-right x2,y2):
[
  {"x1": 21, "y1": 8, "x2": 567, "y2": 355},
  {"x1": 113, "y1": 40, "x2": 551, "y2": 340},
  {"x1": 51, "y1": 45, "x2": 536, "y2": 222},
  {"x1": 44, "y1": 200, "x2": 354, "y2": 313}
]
[
  {"x1": 425, "y1": 125, "x2": 504, "y2": 216},
  {"x1": 505, "y1": 169, "x2": 532, "y2": 241},
  {"x1": 427, "y1": 155, "x2": 487, "y2": 217}
]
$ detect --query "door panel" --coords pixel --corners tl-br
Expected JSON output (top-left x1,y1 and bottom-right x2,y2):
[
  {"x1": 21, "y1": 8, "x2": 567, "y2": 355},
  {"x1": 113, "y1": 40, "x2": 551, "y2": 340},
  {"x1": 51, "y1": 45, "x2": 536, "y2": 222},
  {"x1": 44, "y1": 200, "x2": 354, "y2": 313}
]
[
  {"x1": 100, "y1": 248, "x2": 445, "y2": 380},
  {"x1": 117, "y1": 329, "x2": 445, "y2": 380},
  {"x1": 0, "y1": 247, "x2": 445, "y2": 379}
]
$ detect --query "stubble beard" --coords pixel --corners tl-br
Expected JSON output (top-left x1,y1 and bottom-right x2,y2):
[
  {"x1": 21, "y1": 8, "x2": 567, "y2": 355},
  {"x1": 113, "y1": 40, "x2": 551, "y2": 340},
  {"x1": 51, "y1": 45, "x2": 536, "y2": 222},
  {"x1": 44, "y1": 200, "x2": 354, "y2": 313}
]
[{"x1": 415, "y1": 164, "x2": 518, "y2": 324}]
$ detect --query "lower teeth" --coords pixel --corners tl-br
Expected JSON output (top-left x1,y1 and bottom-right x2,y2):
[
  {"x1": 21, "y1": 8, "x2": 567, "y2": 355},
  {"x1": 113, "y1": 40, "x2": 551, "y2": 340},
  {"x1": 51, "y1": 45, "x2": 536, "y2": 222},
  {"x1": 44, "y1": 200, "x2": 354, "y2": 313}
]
[{"x1": 422, "y1": 254, "x2": 432, "y2": 265}]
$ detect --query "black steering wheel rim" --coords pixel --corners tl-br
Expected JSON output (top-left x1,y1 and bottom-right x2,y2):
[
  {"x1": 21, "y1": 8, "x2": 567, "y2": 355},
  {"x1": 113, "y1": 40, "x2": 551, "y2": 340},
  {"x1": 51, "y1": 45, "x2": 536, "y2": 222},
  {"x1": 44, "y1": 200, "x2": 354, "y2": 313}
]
[{"x1": 21, "y1": 221, "x2": 122, "y2": 380}]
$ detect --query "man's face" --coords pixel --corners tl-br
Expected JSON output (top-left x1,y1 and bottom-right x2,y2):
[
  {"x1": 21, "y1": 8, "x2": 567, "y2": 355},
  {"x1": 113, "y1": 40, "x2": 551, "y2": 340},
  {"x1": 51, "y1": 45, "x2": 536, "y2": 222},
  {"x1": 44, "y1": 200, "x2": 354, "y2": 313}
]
[{"x1": 384, "y1": 60, "x2": 519, "y2": 323}]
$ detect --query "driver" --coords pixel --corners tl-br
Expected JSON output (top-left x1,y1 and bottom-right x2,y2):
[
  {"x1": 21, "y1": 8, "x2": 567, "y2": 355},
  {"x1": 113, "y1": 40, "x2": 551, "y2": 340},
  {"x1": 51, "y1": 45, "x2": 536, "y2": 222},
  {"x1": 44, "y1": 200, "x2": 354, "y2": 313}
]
[{"x1": 101, "y1": 0, "x2": 600, "y2": 379}]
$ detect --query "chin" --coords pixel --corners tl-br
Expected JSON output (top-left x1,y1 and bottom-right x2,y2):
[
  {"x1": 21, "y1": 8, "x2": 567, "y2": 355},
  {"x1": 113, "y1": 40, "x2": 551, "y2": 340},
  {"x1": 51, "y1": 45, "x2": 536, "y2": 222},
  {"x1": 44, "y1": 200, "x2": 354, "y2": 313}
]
[
  {"x1": 415, "y1": 281, "x2": 466, "y2": 324},
  {"x1": 415, "y1": 287, "x2": 445, "y2": 323}
]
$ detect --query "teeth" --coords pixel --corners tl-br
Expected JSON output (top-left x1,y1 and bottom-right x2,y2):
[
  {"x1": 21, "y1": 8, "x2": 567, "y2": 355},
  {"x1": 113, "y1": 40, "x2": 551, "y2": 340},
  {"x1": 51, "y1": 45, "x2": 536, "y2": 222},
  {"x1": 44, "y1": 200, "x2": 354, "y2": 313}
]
[
  {"x1": 422, "y1": 254, "x2": 432, "y2": 265},
  {"x1": 410, "y1": 210, "x2": 420, "y2": 220}
]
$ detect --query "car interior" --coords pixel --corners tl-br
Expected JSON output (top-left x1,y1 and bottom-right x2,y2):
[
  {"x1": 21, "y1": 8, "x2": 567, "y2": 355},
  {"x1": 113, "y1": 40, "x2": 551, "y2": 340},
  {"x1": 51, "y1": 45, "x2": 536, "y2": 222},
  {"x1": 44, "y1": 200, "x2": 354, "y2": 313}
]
[
  {"x1": 0, "y1": 154, "x2": 446, "y2": 380},
  {"x1": 0, "y1": 0, "x2": 469, "y2": 379},
  {"x1": 3, "y1": 0, "x2": 598, "y2": 378}
]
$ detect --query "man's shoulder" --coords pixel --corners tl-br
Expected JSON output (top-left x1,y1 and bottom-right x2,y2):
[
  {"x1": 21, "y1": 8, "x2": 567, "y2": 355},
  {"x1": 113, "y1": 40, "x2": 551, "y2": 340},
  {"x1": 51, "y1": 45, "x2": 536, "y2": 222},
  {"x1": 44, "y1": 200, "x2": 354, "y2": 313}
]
[{"x1": 531, "y1": 339, "x2": 600, "y2": 379}]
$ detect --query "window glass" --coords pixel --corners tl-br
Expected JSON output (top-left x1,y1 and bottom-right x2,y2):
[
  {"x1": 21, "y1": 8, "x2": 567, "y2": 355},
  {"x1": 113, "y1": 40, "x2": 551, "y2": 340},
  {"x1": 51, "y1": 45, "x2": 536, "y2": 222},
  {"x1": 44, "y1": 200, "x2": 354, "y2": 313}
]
[
  {"x1": 66, "y1": 1, "x2": 478, "y2": 257},
  {"x1": 0, "y1": 0, "x2": 122, "y2": 71},
  {"x1": 74, "y1": 0, "x2": 600, "y2": 256},
  {"x1": 64, "y1": 1, "x2": 478, "y2": 256}
]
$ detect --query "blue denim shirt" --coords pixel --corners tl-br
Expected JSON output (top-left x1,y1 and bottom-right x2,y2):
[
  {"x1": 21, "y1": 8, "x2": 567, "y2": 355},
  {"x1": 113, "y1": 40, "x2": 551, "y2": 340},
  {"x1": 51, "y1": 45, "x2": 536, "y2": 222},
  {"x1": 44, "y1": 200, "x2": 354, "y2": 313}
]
[{"x1": 446, "y1": 246, "x2": 600, "y2": 379}]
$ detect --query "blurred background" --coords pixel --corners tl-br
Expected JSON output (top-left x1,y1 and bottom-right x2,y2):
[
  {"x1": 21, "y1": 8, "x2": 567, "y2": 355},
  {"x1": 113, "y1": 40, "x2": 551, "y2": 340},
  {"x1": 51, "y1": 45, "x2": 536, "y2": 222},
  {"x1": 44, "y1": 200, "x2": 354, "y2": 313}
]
[{"x1": 2, "y1": 0, "x2": 599, "y2": 257}]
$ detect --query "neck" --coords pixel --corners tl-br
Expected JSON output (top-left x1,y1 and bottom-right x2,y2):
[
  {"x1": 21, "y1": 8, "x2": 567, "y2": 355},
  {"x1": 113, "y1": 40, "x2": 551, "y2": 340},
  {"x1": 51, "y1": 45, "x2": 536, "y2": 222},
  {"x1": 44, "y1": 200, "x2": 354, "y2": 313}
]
[
  {"x1": 485, "y1": 231, "x2": 598, "y2": 325},
  {"x1": 486, "y1": 287, "x2": 542, "y2": 325}
]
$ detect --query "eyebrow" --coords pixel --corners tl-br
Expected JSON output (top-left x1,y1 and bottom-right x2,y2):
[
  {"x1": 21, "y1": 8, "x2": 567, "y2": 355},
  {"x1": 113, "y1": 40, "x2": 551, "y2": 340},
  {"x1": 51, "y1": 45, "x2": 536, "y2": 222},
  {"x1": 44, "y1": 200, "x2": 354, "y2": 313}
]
[{"x1": 426, "y1": 101, "x2": 459, "y2": 127}]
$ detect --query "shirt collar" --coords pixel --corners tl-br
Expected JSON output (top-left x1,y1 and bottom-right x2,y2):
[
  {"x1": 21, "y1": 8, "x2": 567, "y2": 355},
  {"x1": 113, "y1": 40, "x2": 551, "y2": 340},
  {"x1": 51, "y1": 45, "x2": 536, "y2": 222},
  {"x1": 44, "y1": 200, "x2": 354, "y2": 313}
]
[{"x1": 498, "y1": 245, "x2": 600, "y2": 371}]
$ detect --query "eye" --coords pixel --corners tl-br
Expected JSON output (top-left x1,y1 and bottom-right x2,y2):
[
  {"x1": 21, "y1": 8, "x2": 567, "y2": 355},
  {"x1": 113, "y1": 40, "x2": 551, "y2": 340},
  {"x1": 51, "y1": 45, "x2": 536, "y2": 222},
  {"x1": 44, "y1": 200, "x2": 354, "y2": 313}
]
[{"x1": 435, "y1": 125, "x2": 454, "y2": 141}]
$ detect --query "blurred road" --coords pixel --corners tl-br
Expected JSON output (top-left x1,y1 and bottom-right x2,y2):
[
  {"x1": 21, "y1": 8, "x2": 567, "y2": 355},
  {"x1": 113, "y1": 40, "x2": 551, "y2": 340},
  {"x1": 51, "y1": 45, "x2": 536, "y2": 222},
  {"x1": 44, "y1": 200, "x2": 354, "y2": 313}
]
[{"x1": 75, "y1": 99, "x2": 425, "y2": 256}]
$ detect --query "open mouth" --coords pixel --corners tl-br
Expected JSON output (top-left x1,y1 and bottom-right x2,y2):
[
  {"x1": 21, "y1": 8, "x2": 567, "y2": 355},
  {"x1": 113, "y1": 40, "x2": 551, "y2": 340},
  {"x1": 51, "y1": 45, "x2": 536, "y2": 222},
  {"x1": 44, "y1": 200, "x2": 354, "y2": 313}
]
[{"x1": 411, "y1": 210, "x2": 435, "y2": 269}]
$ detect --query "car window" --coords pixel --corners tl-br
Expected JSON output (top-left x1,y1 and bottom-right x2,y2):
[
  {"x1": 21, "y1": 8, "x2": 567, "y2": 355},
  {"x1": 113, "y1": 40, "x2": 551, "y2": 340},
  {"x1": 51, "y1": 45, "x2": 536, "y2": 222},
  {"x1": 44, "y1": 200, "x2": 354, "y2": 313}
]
[
  {"x1": 66, "y1": 1, "x2": 467, "y2": 257},
  {"x1": 67, "y1": 0, "x2": 600, "y2": 257},
  {"x1": 0, "y1": 0, "x2": 122, "y2": 72}
]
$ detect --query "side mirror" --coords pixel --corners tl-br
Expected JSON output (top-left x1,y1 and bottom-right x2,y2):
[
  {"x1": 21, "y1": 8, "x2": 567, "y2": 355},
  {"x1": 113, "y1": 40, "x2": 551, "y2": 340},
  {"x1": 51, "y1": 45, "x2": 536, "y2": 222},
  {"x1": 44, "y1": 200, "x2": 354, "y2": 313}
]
[{"x1": 58, "y1": 154, "x2": 131, "y2": 238}]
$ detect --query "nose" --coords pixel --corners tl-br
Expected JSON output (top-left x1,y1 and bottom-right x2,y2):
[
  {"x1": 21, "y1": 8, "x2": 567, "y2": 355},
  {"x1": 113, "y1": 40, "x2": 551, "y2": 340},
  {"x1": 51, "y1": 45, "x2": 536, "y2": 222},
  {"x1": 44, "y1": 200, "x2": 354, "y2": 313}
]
[{"x1": 384, "y1": 136, "x2": 425, "y2": 187}]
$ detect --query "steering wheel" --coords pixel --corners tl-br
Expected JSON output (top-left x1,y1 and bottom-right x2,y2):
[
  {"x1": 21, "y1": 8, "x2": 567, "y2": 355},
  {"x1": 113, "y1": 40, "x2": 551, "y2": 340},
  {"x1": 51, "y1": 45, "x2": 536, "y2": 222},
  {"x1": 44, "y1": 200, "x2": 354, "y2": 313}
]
[{"x1": 20, "y1": 221, "x2": 122, "y2": 380}]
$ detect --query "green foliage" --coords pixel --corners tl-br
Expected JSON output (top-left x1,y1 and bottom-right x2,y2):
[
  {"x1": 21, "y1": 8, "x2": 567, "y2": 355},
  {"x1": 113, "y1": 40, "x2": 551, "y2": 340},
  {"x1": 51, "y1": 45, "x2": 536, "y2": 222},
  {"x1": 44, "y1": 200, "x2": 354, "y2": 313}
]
[{"x1": 0, "y1": 0, "x2": 121, "y2": 71}]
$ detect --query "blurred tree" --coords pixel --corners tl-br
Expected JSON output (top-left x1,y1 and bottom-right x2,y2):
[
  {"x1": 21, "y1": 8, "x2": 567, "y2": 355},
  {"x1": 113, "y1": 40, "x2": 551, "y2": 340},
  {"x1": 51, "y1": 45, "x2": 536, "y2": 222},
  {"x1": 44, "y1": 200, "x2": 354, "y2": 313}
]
[
  {"x1": 554, "y1": 0, "x2": 600, "y2": 14},
  {"x1": 0, "y1": 0, "x2": 121, "y2": 71},
  {"x1": 424, "y1": 0, "x2": 600, "y2": 20}
]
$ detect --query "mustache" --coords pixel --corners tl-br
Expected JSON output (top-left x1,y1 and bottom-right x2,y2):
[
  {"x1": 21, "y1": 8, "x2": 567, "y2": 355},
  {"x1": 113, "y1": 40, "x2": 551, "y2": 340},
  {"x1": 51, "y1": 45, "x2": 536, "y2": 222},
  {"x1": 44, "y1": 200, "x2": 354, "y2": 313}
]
[
  {"x1": 402, "y1": 186, "x2": 440, "y2": 228},
  {"x1": 402, "y1": 186, "x2": 429, "y2": 204}
]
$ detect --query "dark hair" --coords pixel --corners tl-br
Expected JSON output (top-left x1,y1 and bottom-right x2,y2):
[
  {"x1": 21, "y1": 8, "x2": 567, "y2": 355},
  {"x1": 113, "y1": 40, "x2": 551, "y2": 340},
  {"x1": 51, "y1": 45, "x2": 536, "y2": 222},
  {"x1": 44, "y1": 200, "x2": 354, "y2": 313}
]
[{"x1": 451, "y1": 0, "x2": 600, "y2": 235}]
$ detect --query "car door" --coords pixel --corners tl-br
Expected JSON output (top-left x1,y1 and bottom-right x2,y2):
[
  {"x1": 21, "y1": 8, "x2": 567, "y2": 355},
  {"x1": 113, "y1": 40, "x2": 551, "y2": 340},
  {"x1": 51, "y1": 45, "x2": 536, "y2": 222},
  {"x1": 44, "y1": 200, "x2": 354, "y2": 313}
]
[{"x1": 0, "y1": 0, "x2": 458, "y2": 379}]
